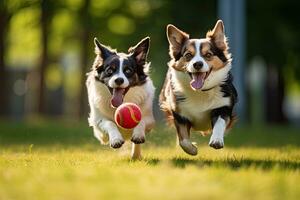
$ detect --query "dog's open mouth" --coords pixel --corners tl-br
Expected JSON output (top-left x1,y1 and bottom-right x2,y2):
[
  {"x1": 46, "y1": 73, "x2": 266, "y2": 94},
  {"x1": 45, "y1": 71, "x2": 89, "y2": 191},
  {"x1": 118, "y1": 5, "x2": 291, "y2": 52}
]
[
  {"x1": 109, "y1": 87, "x2": 129, "y2": 108},
  {"x1": 188, "y1": 69, "x2": 211, "y2": 90}
]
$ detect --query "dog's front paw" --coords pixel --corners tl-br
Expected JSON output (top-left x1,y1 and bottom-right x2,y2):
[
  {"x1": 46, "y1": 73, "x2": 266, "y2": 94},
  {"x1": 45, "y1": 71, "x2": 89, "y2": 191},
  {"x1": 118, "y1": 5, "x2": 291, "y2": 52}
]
[
  {"x1": 131, "y1": 135, "x2": 145, "y2": 144},
  {"x1": 209, "y1": 137, "x2": 224, "y2": 149},
  {"x1": 110, "y1": 138, "x2": 125, "y2": 148},
  {"x1": 179, "y1": 139, "x2": 198, "y2": 156}
]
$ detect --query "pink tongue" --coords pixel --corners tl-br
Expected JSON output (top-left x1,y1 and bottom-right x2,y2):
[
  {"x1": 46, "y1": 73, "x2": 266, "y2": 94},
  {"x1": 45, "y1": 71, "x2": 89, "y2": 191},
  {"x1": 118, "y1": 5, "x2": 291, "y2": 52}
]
[
  {"x1": 190, "y1": 73, "x2": 206, "y2": 90},
  {"x1": 111, "y1": 88, "x2": 125, "y2": 108}
]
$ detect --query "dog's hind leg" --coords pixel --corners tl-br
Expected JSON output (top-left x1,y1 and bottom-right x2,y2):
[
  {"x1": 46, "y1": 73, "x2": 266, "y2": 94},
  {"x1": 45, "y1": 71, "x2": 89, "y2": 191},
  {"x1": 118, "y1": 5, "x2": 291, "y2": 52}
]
[{"x1": 131, "y1": 143, "x2": 142, "y2": 160}]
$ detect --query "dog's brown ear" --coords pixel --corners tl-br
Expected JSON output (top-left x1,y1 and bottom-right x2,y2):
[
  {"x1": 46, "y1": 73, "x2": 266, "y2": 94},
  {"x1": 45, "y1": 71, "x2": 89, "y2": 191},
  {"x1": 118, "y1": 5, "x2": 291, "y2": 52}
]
[
  {"x1": 128, "y1": 37, "x2": 150, "y2": 66},
  {"x1": 167, "y1": 24, "x2": 189, "y2": 60},
  {"x1": 94, "y1": 38, "x2": 115, "y2": 60},
  {"x1": 206, "y1": 20, "x2": 227, "y2": 50}
]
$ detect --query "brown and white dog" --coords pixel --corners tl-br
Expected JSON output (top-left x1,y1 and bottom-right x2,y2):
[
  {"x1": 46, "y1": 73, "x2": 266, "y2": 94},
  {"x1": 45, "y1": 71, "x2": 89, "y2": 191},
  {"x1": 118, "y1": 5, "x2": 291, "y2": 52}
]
[
  {"x1": 160, "y1": 20, "x2": 237, "y2": 155},
  {"x1": 86, "y1": 37, "x2": 155, "y2": 159}
]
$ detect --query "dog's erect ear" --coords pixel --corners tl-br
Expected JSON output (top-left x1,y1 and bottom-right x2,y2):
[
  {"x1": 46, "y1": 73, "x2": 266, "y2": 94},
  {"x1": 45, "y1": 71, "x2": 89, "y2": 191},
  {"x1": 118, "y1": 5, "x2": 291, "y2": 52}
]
[
  {"x1": 94, "y1": 38, "x2": 115, "y2": 60},
  {"x1": 166, "y1": 24, "x2": 189, "y2": 60},
  {"x1": 129, "y1": 37, "x2": 150, "y2": 83},
  {"x1": 207, "y1": 20, "x2": 227, "y2": 50},
  {"x1": 129, "y1": 37, "x2": 150, "y2": 66}
]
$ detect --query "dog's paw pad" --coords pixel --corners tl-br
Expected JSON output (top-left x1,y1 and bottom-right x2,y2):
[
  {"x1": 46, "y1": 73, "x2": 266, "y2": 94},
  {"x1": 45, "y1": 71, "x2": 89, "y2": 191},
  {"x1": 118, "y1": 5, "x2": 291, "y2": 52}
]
[
  {"x1": 209, "y1": 138, "x2": 224, "y2": 149},
  {"x1": 179, "y1": 139, "x2": 198, "y2": 156},
  {"x1": 110, "y1": 138, "x2": 125, "y2": 148},
  {"x1": 131, "y1": 135, "x2": 145, "y2": 144}
]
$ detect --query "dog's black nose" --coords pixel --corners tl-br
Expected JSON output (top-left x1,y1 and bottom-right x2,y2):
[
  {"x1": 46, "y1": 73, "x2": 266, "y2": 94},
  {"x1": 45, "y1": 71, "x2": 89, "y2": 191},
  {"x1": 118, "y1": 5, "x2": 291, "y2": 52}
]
[
  {"x1": 115, "y1": 77, "x2": 124, "y2": 85},
  {"x1": 193, "y1": 61, "x2": 203, "y2": 70}
]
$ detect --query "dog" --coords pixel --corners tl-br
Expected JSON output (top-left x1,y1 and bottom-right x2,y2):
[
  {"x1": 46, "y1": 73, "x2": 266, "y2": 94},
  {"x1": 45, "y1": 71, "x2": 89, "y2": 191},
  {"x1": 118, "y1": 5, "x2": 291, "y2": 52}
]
[
  {"x1": 159, "y1": 20, "x2": 237, "y2": 156},
  {"x1": 86, "y1": 37, "x2": 155, "y2": 159}
]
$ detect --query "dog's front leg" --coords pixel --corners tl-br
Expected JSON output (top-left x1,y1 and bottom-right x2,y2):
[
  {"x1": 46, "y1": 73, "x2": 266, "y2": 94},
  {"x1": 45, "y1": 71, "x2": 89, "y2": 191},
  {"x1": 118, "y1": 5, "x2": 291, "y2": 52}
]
[
  {"x1": 209, "y1": 116, "x2": 226, "y2": 149},
  {"x1": 89, "y1": 105, "x2": 124, "y2": 148},
  {"x1": 131, "y1": 119, "x2": 146, "y2": 144},
  {"x1": 173, "y1": 112, "x2": 198, "y2": 156},
  {"x1": 176, "y1": 123, "x2": 198, "y2": 156},
  {"x1": 209, "y1": 107, "x2": 230, "y2": 149},
  {"x1": 98, "y1": 119, "x2": 125, "y2": 149},
  {"x1": 130, "y1": 120, "x2": 146, "y2": 160}
]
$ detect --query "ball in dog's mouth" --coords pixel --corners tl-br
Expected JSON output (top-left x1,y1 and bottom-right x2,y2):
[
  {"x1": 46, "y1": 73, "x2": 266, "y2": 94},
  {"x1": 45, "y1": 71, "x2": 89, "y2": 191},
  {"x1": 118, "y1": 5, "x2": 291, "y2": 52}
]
[{"x1": 110, "y1": 87, "x2": 129, "y2": 108}]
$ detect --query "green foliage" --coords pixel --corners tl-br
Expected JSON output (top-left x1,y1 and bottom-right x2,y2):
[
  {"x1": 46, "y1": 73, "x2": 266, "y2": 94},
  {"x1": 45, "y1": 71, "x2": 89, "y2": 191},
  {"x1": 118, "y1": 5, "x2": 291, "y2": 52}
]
[
  {"x1": 248, "y1": 0, "x2": 300, "y2": 81},
  {"x1": 7, "y1": 6, "x2": 41, "y2": 68},
  {"x1": 107, "y1": 14, "x2": 136, "y2": 35}
]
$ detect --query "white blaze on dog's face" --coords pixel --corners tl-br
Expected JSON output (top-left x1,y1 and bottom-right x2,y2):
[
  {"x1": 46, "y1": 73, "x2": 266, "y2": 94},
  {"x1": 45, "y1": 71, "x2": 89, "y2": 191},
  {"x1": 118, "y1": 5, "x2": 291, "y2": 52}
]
[
  {"x1": 167, "y1": 20, "x2": 231, "y2": 90},
  {"x1": 107, "y1": 57, "x2": 130, "y2": 89},
  {"x1": 92, "y1": 37, "x2": 150, "y2": 107}
]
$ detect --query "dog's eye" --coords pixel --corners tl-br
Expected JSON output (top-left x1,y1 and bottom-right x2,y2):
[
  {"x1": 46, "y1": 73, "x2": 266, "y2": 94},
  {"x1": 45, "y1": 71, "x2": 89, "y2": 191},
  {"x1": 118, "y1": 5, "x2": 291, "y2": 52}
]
[
  {"x1": 185, "y1": 53, "x2": 193, "y2": 60},
  {"x1": 124, "y1": 68, "x2": 133, "y2": 75},
  {"x1": 205, "y1": 53, "x2": 213, "y2": 59},
  {"x1": 105, "y1": 68, "x2": 114, "y2": 75}
]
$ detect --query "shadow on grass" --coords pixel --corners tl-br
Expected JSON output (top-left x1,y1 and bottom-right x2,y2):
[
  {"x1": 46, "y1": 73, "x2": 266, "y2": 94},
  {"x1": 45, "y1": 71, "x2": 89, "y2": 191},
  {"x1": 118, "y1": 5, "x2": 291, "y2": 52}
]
[
  {"x1": 123, "y1": 154, "x2": 300, "y2": 170},
  {"x1": 170, "y1": 157, "x2": 300, "y2": 170},
  {"x1": 130, "y1": 157, "x2": 300, "y2": 171}
]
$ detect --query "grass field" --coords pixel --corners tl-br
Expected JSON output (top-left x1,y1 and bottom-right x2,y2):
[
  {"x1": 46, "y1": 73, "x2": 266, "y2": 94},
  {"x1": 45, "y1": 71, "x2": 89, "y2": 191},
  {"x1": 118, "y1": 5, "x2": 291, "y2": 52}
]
[{"x1": 0, "y1": 120, "x2": 300, "y2": 200}]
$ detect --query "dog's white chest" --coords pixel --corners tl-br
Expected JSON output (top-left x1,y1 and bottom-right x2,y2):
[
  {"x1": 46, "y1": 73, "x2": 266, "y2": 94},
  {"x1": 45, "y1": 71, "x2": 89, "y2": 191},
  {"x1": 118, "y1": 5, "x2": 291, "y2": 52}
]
[{"x1": 178, "y1": 87, "x2": 230, "y2": 131}]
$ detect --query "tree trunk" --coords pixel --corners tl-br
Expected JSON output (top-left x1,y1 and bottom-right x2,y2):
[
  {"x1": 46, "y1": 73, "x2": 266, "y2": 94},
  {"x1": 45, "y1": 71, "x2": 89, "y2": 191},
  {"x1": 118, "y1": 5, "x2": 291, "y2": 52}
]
[
  {"x1": 0, "y1": 11, "x2": 9, "y2": 116},
  {"x1": 37, "y1": 0, "x2": 50, "y2": 114},
  {"x1": 265, "y1": 64, "x2": 287, "y2": 123},
  {"x1": 78, "y1": 0, "x2": 91, "y2": 118}
]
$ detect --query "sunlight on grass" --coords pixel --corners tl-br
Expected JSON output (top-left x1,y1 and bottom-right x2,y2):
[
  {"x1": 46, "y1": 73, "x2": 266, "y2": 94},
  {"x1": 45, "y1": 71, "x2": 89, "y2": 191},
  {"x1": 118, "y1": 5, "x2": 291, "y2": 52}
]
[{"x1": 0, "y1": 121, "x2": 299, "y2": 199}]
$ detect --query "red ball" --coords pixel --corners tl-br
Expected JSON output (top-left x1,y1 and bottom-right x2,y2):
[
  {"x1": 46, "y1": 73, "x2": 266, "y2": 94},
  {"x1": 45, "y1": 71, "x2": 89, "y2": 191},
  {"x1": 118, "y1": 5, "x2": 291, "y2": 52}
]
[{"x1": 114, "y1": 103, "x2": 142, "y2": 129}]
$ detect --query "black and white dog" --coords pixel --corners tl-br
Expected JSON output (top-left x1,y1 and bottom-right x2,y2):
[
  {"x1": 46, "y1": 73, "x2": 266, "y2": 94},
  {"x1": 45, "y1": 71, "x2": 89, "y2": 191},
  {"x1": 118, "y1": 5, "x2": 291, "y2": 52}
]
[
  {"x1": 160, "y1": 20, "x2": 237, "y2": 155},
  {"x1": 86, "y1": 37, "x2": 155, "y2": 159}
]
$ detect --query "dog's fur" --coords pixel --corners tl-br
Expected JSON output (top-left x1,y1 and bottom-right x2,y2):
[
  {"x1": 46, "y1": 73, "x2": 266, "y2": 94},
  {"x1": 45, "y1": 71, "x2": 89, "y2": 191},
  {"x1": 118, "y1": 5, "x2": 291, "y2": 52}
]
[
  {"x1": 159, "y1": 20, "x2": 237, "y2": 155},
  {"x1": 86, "y1": 37, "x2": 155, "y2": 159}
]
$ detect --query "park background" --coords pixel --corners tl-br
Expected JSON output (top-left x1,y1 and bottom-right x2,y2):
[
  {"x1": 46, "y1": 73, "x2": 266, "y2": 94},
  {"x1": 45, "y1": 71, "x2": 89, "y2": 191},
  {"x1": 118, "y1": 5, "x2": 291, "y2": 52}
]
[
  {"x1": 0, "y1": 0, "x2": 299, "y2": 124},
  {"x1": 0, "y1": 0, "x2": 300, "y2": 199}
]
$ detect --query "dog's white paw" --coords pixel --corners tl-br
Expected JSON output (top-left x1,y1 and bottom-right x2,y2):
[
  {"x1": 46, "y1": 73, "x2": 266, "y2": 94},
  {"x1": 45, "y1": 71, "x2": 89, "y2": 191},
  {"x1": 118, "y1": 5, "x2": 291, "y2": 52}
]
[
  {"x1": 179, "y1": 139, "x2": 198, "y2": 156},
  {"x1": 110, "y1": 138, "x2": 125, "y2": 148},
  {"x1": 131, "y1": 135, "x2": 145, "y2": 144},
  {"x1": 209, "y1": 136, "x2": 224, "y2": 149}
]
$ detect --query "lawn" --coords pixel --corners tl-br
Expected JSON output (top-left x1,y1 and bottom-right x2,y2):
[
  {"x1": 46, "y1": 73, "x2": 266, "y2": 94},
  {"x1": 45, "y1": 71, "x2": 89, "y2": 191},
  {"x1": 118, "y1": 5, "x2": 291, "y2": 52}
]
[{"x1": 0, "y1": 120, "x2": 300, "y2": 200}]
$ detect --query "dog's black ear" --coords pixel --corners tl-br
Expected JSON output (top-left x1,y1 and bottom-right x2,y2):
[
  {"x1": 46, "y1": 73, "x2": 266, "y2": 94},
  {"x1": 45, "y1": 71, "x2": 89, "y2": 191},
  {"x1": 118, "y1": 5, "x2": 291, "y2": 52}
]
[
  {"x1": 94, "y1": 38, "x2": 115, "y2": 60},
  {"x1": 129, "y1": 37, "x2": 150, "y2": 83},
  {"x1": 166, "y1": 24, "x2": 189, "y2": 60},
  {"x1": 129, "y1": 37, "x2": 150, "y2": 66},
  {"x1": 206, "y1": 20, "x2": 227, "y2": 50}
]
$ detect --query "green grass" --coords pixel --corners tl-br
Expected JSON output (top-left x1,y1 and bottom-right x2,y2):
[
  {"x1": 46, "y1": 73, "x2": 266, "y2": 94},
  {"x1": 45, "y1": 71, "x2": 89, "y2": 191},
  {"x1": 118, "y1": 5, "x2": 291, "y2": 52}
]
[{"x1": 0, "y1": 120, "x2": 300, "y2": 200}]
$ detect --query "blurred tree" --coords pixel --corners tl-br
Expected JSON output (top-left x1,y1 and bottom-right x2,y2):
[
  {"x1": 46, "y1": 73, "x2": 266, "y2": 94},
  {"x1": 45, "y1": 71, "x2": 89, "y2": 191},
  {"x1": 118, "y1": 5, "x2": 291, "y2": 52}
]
[
  {"x1": 37, "y1": 0, "x2": 52, "y2": 114},
  {"x1": 0, "y1": 1, "x2": 10, "y2": 116},
  {"x1": 0, "y1": 0, "x2": 37, "y2": 116},
  {"x1": 247, "y1": 0, "x2": 300, "y2": 123},
  {"x1": 78, "y1": 0, "x2": 91, "y2": 118}
]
